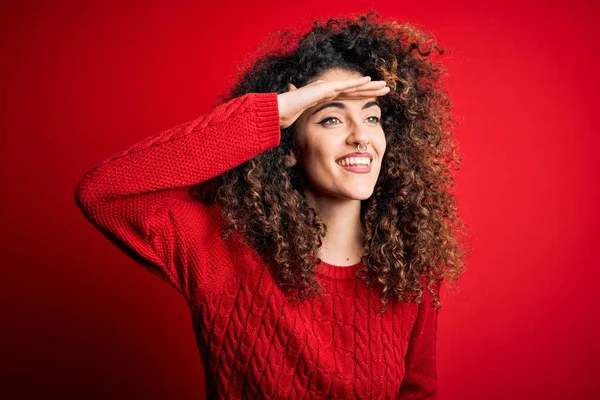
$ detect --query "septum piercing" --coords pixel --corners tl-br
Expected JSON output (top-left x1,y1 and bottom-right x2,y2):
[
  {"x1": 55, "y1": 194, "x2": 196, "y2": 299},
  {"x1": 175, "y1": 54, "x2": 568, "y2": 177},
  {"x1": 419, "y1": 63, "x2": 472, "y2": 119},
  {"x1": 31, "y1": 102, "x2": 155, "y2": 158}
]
[{"x1": 357, "y1": 143, "x2": 368, "y2": 153}]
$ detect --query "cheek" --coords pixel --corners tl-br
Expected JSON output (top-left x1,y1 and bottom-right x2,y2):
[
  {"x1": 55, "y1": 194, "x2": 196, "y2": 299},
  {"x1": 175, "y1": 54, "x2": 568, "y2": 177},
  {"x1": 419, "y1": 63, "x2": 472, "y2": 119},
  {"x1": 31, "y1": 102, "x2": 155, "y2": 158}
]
[
  {"x1": 302, "y1": 151, "x2": 330, "y2": 175},
  {"x1": 299, "y1": 142, "x2": 337, "y2": 181},
  {"x1": 377, "y1": 131, "x2": 387, "y2": 153},
  {"x1": 303, "y1": 138, "x2": 332, "y2": 163}
]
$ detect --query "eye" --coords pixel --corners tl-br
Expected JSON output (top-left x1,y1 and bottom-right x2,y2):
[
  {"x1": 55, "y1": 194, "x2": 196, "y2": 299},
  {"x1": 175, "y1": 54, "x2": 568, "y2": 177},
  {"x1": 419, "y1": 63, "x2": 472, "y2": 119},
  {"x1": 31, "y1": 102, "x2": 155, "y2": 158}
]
[
  {"x1": 317, "y1": 117, "x2": 342, "y2": 126},
  {"x1": 366, "y1": 116, "x2": 380, "y2": 124}
]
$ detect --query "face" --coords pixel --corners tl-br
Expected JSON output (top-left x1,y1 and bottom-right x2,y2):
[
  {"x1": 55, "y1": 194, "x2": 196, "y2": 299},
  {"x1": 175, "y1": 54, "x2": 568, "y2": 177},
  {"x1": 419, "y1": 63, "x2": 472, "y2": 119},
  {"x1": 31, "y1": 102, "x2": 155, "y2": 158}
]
[{"x1": 291, "y1": 68, "x2": 387, "y2": 201}]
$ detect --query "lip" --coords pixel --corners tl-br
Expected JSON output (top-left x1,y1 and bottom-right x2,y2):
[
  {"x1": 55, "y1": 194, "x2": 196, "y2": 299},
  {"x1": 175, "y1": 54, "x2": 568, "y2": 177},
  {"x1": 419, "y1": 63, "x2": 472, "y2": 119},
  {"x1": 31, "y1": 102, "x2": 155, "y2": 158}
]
[{"x1": 335, "y1": 151, "x2": 373, "y2": 174}]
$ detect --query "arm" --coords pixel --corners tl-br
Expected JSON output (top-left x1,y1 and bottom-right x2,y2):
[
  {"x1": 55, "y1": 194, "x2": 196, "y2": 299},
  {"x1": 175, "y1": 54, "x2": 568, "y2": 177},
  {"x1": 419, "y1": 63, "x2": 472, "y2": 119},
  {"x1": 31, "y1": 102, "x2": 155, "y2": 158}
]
[
  {"x1": 74, "y1": 92, "x2": 281, "y2": 301},
  {"x1": 398, "y1": 280, "x2": 441, "y2": 399}
]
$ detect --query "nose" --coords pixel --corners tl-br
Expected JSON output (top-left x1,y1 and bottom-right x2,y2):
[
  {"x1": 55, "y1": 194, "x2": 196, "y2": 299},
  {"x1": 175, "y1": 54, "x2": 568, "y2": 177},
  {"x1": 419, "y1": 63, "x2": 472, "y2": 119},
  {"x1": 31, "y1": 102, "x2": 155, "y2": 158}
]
[{"x1": 346, "y1": 118, "x2": 370, "y2": 147}]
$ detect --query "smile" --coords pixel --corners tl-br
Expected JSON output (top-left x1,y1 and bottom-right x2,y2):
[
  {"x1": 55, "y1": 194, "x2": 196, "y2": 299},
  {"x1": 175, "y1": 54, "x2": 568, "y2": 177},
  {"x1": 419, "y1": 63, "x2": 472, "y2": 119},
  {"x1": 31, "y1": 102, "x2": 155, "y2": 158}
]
[
  {"x1": 336, "y1": 157, "x2": 371, "y2": 167},
  {"x1": 336, "y1": 157, "x2": 372, "y2": 174}
]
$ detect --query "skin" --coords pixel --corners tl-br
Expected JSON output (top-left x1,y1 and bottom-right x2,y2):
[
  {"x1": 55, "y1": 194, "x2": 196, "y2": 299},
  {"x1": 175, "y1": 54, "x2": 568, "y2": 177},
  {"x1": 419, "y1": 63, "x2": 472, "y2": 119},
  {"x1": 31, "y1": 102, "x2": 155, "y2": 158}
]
[{"x1": 277, "y1": 68, "x2": 389, "y2": 265}]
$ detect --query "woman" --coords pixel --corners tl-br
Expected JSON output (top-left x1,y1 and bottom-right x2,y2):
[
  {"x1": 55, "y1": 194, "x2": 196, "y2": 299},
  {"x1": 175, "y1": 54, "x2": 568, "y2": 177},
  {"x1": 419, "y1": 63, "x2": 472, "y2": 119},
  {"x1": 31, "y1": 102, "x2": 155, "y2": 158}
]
[{"x1": 75, "y1": 12, "x2": 467, "y2": 399}]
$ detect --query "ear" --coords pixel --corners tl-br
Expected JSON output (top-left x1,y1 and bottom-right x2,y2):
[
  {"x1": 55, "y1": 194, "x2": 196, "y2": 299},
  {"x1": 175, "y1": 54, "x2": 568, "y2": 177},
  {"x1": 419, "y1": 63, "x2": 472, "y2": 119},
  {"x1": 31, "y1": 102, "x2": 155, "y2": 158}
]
[{"x1": 283, "y1": 151, "x2": 297, "y2": 167}]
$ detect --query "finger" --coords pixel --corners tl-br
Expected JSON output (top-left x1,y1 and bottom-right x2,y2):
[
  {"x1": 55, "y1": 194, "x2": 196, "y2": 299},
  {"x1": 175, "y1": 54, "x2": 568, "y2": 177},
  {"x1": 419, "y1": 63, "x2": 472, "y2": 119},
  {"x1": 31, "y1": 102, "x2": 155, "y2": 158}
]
[
  {"x1": 286, "y1": 77, "x2": 382, "y2": 115},
  {"x1": 311, "y1": 78, "x2": 379, "y2": 102},
  {"x1": 299, "y1": 77, "x2": 376, "y2": 98},
  {"x1": 343, "y1": 86, "x2": 390, "y2": 96},
  {"x1": 289, "y1": 83, "x2": 297, "y2": 91},
  {"x1": 334, "y1": 87, "x2": 390, "y2": 100},
  {"x1": 334, "y1": 87, "x2": 391, "y2": 100},
  {"x1": 328, "y1": 76, "x2": 372, "y2": 91},
  {"x1": 338, "y1": 80, "x2": 388, "y2": 94}
]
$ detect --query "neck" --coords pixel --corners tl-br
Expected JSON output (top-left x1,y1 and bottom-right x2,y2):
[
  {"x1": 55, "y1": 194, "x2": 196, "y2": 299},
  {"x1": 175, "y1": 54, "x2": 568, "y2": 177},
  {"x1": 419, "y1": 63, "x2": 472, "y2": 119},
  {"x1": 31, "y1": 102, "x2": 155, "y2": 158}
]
[{"x1": 304, "y1": 186, "x2": 363, "y2": 265}]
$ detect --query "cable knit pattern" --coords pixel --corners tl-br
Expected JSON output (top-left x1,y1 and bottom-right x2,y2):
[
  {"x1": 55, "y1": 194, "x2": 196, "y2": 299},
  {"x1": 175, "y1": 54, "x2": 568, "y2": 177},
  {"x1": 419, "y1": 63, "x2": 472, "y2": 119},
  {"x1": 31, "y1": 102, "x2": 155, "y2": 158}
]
[{"x1": 74, "y1": 92, "x2": 439, "y2": 399}]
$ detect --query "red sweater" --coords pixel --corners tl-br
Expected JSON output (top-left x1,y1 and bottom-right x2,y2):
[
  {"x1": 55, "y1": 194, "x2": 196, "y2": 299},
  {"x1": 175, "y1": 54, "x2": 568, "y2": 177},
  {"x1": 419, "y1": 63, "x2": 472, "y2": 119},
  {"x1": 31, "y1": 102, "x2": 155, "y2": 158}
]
[{"x1": 74, "y1": 92, "x2": 440, "y2": 399}]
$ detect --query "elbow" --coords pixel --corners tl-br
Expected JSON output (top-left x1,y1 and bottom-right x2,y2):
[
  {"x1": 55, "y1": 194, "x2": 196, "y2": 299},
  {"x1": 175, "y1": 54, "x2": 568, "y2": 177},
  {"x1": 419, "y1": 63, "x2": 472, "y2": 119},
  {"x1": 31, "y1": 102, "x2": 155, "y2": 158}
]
[{"x1": 74, "y1": 173, "x2": 99, "y2": 220}]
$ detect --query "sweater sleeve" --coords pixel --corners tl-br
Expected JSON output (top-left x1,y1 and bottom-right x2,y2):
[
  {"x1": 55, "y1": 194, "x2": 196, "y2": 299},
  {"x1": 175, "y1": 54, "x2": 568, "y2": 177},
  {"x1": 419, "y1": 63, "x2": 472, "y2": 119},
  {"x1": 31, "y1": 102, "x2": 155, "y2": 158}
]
[
  {"x1": 397, "y1": 280, "x2": 441, "y2": 399},
  {"x1": 74, "y1": 92, "x2": 281, "y2": 302}
]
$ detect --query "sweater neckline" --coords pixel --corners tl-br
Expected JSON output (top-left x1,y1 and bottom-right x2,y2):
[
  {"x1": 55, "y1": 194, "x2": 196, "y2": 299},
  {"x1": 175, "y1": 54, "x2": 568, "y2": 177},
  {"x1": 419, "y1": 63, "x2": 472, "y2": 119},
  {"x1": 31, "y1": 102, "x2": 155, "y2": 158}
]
[{"x1": 315, "y1": 259, "x2": 362, "y2": 280}]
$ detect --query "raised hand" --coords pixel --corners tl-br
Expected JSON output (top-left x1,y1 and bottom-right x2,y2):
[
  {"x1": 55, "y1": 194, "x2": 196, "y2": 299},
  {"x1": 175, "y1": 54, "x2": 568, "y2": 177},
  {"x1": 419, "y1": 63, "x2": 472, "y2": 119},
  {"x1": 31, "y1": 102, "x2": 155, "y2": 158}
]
[{"x1": 277, "y1": 76, "x2": 390, "y2": 129}]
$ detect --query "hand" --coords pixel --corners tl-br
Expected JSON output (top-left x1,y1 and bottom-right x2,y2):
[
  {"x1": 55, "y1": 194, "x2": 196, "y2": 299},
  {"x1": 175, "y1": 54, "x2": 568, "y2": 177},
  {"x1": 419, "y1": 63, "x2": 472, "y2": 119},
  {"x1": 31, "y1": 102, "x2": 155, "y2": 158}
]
[{"x1": 277, "y1": 76, "x2": 390, "y2": 129}]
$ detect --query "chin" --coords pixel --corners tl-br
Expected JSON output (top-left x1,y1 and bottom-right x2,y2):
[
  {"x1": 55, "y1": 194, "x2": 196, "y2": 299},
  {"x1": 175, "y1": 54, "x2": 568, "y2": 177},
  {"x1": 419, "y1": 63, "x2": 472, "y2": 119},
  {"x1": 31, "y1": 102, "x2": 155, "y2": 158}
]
[
  {"x1": 345, "y1": 187, "x2": 375, "y2": 200},
  {"x1": 307, "y1": 180, "x2": 376, "y2": 201}
]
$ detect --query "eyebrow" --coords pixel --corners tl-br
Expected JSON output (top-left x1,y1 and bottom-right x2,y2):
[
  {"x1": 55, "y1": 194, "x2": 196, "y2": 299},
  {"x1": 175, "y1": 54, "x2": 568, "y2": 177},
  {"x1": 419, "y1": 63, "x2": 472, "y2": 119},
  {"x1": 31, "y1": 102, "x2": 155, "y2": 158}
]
[{"x1": 311, "y1": 100, "x2": 381, "y2": 116}]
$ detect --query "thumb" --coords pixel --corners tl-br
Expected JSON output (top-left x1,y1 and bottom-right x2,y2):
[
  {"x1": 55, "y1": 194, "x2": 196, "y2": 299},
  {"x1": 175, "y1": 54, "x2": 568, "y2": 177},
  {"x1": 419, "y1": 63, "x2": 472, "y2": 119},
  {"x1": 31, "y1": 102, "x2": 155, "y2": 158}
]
[{"x1": 288, "y1": 83, "x2": 298, "y2": 91}]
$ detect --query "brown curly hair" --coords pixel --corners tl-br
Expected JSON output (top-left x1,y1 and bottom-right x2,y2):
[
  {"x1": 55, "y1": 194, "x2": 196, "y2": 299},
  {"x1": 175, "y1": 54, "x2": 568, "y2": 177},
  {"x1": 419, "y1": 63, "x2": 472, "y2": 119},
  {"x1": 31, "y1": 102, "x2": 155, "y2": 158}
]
[{"x1": 190, "y1": 11, "x2": 469, "y2": 312}]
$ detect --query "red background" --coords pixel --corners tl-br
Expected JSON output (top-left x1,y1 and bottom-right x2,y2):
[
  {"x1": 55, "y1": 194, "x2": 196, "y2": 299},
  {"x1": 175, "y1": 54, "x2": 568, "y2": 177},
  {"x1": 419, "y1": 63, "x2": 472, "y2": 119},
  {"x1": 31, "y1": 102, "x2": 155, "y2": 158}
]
[{"x1": 1, "y1": 0, "x2": 599, "y2": 398}]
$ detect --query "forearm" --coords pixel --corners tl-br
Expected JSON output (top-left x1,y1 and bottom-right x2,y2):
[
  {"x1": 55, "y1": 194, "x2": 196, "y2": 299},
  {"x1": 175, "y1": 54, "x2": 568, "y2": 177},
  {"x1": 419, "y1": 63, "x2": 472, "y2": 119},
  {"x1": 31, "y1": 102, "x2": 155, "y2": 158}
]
[
  {"x1": 73, "y1": 92, "x2": 281, "y2": 299},
  {"x1": 75, "y1": 92, "x2": 280, "y2": 201}
]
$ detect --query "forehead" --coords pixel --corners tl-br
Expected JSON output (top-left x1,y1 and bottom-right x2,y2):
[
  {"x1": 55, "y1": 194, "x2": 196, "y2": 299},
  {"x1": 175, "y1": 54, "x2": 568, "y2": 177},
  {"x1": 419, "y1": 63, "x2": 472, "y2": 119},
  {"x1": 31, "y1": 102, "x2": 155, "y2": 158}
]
[
  {"x1": 304, "y1": 68, "x2": 379, "y2": 114},
  {"x1": 307, "y1": 68, "x2": 363, "y2": 83}
]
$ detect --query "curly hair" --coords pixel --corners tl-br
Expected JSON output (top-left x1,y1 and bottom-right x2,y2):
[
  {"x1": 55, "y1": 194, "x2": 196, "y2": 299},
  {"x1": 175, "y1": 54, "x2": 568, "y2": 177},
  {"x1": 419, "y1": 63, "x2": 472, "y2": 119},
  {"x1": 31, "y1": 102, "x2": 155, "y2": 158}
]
[{"x1": 190, "y1": 11, "x2": 469, "y2": 312}]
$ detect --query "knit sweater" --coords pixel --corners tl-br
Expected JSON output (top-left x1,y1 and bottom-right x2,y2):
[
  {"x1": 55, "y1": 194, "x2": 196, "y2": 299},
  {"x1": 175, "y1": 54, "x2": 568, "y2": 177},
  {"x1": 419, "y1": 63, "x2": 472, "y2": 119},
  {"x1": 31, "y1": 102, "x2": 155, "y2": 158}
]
[{"x1": 74, "y1": 92, "x2": 440, "y2": 399}]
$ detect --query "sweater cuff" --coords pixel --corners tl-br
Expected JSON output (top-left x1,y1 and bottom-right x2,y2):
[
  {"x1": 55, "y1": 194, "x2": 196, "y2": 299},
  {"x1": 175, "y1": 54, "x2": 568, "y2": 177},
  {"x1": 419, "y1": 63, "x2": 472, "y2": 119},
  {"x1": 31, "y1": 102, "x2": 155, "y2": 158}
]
[{"x1": 253, "y1": 92, "x2": 281, "y2": 151}]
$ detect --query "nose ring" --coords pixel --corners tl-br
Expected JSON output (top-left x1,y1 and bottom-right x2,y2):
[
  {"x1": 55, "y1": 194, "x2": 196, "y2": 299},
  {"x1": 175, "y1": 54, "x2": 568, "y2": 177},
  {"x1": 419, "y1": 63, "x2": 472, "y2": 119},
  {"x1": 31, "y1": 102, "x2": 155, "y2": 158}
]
[{"x1": 357, "y1": 143, "x2": 368, "y2": 153}]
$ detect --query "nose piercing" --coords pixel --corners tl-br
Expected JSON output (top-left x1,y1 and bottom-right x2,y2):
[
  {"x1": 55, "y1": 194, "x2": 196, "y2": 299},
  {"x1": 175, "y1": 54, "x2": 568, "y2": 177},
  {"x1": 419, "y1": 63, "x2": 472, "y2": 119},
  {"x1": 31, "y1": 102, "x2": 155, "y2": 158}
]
[{"x1": 357, "y1": 143, "x2": 368, "y2": 153}]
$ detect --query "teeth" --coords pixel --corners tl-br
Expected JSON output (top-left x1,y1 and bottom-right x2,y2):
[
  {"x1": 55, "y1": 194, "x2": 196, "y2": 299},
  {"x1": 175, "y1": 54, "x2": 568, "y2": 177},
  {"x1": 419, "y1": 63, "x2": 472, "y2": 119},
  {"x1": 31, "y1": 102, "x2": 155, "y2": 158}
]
[{"x1": 336, "y1": 157, "x2": 371, "y2": 167}]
